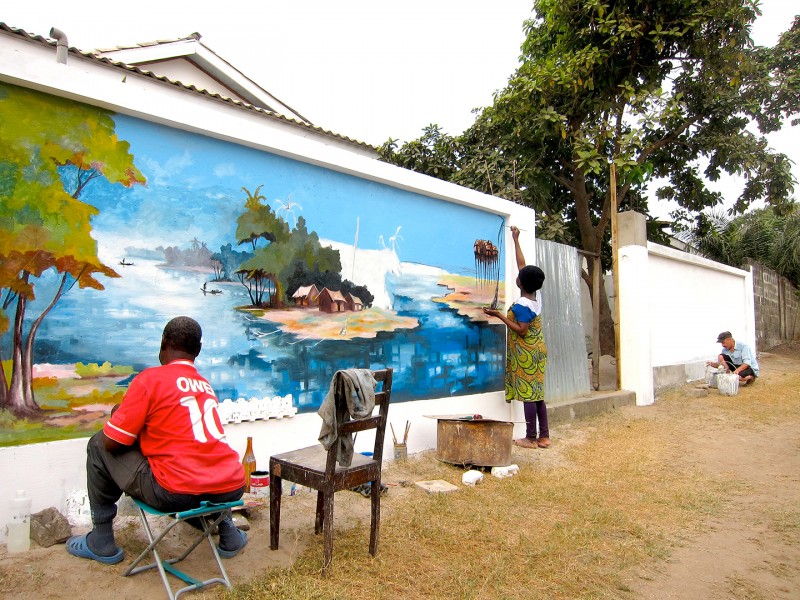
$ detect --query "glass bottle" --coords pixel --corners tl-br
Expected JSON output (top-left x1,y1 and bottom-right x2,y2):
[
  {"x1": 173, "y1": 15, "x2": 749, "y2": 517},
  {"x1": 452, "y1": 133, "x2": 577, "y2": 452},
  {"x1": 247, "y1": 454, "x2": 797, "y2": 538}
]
[{"x1": 242, "y1": 437, "x2": 257, "y2": 493}]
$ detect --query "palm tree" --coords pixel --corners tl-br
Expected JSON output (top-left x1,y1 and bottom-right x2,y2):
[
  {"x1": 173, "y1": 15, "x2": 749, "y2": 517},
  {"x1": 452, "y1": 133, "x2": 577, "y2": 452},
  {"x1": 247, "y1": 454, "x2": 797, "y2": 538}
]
[{"x1": 686, "y1": 204, "x2": 800, "y2": 286}]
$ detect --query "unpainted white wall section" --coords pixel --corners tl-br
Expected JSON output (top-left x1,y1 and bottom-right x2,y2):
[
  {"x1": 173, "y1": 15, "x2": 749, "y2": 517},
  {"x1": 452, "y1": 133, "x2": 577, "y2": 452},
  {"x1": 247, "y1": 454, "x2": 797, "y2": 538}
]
[
  {"x1": 647, "y1": 244, "x2": 754, "y2": 370},
  {"x1": 617, "y1": 243, "x2": 654, "y2": 405},
  {"x1": 0, "y1": 390, "x2": 505, "y2": 537},
  {"x1": 616, "y1": 212, "x2": 753, "y2": 399}
]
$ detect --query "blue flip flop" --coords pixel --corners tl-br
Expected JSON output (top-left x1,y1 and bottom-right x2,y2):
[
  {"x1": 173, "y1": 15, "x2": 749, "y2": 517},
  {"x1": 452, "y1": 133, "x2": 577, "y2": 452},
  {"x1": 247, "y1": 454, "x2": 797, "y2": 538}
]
[
  {"x1": 66, "y1": 533, "x2": 124, "y2": 565},
  {"x1": 217, "y1": 528, "x2": 248, "y2": 559}
]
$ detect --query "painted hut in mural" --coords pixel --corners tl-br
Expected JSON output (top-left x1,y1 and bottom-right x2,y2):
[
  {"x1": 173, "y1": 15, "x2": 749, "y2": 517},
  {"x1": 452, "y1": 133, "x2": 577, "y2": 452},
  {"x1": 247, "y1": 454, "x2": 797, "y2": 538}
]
[
  {"x1": 346, "y1": 293, "x2": 363, "y2": 312},
  {"x1": 318, "y1": 288, "x2": 348, "y2": 313},
  {"x1": 292, "y1": 284, "x2": 320, "y2": 307}
]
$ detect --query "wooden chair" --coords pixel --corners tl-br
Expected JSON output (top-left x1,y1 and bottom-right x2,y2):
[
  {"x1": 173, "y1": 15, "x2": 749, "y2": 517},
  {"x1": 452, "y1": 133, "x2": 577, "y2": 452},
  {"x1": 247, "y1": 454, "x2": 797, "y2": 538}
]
[{"x1": 269, "y1": 368, "x2": 393, "y2": 569}]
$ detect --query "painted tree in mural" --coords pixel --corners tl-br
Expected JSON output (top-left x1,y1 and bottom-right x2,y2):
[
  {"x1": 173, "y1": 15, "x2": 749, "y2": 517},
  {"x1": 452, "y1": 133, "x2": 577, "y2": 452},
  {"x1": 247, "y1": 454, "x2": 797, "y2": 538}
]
[
  {"x1": 235, "y1": 189, "x2": 342, "y2": 308},
  {"x1": 379, "y1": 1, "x2": 798, "y2": 356},
  {"x1": 235, "y1": 185, "x2": 291, "y2": 307},
  {"x1": 0, "y1": 83, "x2": 145, "y2": 415},
  {"x1": 277, "y1": 216, "x2": 342, "y2": 295},
  {"x1": 211, "y1": 243, "x2": 253, "y2": 281}
]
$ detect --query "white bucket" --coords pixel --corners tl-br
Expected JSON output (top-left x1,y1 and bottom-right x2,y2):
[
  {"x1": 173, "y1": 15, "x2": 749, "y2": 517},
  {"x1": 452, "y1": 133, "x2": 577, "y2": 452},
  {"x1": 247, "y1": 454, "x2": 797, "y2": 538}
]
[
  {"x1": 705, "y1": 366, "x2": 721, "y2": 388},
  {"x1": 717, "y1": 373, "x2": 740, "y2": 396}
]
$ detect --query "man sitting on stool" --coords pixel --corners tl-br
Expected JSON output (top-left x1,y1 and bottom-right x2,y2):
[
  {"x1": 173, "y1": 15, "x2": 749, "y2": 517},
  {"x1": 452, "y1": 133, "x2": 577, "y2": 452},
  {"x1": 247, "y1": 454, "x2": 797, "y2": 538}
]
[
  {"x1": 66, "y1": 316, "x2": 247, "y2": 564},
  {"x1": 706, "y1": 330, "x2": 759, "y2": 386}
]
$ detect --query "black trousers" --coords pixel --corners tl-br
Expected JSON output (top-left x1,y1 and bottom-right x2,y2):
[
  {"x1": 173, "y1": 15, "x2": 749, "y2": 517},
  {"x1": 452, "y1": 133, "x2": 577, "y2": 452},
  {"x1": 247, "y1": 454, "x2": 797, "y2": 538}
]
[
  {"x1": 523, "y1": 400, "x2": 549, "y2": 439},
  {"x1": 85, "y1": 431, "x2": 244, "y2": 522},
  {"x1": 721, "y1": 356, "x2": 756, "y2": 378}
]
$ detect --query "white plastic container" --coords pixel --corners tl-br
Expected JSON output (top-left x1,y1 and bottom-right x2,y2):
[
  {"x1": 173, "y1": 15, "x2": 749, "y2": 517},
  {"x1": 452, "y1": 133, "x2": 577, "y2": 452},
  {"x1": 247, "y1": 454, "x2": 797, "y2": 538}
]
[
  {"x1": 491, "y1": 464, "x2": 520, "y2": 478},
  {"x1": 718, "y1": 373, "x2": 740, "y2": 396},
  {"x1": 705, "y1": 366, "x2": 725, "y2": 388},
  {"x1": 461, "y1": 470, "x2": 484, "y2": 486},
  {"x1": 7, "y1": 489, "x2": 31, "y2": 553}
]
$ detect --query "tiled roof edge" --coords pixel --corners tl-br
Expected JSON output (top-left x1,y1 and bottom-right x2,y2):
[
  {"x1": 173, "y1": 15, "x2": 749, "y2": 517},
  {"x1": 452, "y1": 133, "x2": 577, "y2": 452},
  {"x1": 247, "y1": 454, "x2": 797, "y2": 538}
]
[
  {"x1": 0, "y1": 23, "x2": 376, "y2": 152},
  {"x1": 93, "y1": 31, "x2": 202, "y2": 53}
]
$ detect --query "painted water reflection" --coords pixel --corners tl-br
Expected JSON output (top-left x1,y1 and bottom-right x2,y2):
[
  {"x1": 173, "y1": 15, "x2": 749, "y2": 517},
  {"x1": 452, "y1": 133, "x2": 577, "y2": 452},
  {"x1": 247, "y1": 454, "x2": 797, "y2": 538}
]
[{"x1": 26, "y1": 259, "x2": 505, "y2": 412}]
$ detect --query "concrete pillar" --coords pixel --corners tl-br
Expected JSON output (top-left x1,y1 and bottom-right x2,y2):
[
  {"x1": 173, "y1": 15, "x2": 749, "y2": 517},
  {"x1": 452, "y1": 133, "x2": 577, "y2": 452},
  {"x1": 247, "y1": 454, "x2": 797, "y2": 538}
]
[{"x1": 617, "y1": 211, "x2": 654, "y2": 406}]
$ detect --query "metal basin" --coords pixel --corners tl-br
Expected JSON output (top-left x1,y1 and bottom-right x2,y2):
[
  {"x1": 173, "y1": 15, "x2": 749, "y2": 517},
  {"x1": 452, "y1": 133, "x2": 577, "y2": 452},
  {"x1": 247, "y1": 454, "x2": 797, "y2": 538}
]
[{"x1": 436, "y1": 419, "x2": 513, "y2": 467}]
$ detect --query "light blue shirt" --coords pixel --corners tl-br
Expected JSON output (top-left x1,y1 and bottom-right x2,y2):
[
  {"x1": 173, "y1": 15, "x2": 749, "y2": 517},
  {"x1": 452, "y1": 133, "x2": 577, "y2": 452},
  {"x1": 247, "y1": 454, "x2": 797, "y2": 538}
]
[{"x1": 722, "y1": 342, "x2": 759, "y2": 376}]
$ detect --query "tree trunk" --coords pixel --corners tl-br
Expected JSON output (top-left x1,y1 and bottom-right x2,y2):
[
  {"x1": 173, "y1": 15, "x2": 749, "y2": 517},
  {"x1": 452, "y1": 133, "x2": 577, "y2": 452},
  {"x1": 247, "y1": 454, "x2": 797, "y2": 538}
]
[
  {"x1": 269, "y1": 275, "x2": 284, "y2": 309},
  {"x1": 7, "y1": 292, "x2": 38, "y2": 416},
  {"x1": 597, "y1": 275, "x2": 616, "y2": 357},
  {"x1": 571, "y1": 170, "x2": 617, "y2": 357},
  {"x1": 585, "y1": 260, "x2": 617, "y2": 358},
  {"x1": 22, "y1": 273, "x2": 68, "y2": 408}
]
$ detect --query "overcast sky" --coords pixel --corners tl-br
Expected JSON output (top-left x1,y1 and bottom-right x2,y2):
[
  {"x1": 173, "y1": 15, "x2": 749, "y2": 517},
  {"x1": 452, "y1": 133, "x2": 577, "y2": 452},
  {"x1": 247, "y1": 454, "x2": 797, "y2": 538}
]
[{"x1": 3, "y1": 0, "x2": 798, "y2": 212}]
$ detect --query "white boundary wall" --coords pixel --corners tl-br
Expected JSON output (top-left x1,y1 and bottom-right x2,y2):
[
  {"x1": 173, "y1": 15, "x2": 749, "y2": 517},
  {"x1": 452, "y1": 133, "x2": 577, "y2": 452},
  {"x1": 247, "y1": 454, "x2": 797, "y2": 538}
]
[
  {"x1": 0, "y1": 32, "x2": 538, "y2": 534},
  {"x1": 617, "y1": 212, "x2": 755, "y2": 405}
]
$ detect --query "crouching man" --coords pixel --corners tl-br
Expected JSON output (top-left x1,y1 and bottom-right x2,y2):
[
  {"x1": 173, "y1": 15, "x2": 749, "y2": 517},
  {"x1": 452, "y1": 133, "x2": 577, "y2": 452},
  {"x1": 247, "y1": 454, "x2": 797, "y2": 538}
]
[
  {"x1": 67, "y1": 316, "x2": 247, "y2": 564},
  {"x1": 706, "y1": 330, "x2": 759, "y2": 386}
]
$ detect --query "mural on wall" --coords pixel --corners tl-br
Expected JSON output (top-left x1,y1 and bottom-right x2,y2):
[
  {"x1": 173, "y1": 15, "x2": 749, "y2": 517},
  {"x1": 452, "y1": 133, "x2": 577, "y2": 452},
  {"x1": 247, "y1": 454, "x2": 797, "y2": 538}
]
[{"x1": 0, "y1": 82, "x2": 506, "y2": 446}]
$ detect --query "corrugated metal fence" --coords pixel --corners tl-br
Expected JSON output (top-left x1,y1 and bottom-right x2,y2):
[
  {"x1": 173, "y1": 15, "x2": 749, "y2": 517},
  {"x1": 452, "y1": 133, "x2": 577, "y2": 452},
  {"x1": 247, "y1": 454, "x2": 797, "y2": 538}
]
[{"x1": 536, "y1": 239, "x2": 591, "y2": 402}]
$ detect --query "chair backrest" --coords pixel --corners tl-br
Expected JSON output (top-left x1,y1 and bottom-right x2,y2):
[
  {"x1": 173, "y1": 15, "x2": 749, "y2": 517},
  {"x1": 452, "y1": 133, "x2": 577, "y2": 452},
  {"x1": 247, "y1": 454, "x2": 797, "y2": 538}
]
[{"x1": 331, "y1": 368, "x2": 393, "y2": 467}]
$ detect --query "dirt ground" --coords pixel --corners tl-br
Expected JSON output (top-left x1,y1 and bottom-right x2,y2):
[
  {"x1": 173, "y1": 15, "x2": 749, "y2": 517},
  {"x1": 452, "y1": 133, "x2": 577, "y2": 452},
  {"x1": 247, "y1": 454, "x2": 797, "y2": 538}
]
[
  {"x1": 1, "y1": 346, "x2": 798, "y2": 599},
  {"x1": 625, "y1": 345, "x2": 800, "y2": 600}
]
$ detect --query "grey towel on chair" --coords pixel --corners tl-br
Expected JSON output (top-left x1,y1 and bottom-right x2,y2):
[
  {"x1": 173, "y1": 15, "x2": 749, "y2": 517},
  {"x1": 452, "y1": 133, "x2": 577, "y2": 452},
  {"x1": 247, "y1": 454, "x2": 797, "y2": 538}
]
[{"x1": 318, "y1": 369, "x2": 377, "y2": 467}]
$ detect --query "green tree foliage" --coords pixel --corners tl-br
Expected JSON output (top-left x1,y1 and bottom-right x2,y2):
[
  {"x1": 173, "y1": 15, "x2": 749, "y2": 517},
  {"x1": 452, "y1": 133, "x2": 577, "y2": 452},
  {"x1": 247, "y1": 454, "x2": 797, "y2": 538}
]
[
  {"x1": 277, "y1": 216, "x2": 341, "y2": 283},
  {"x1": 212, "y1": 243, "x2": 253, "y2": 281},
  {"x1": 379, "y1": 0, "x2": 798, "y2": 355},
  {"x1": 760, "y1": 16, "x2": 800, "y2": 129},
  {"x1": 0, "y1": 82, "x2": 145, "y2": 414},
  {"x1": 236, "y1": 186, "x2": 290, "y2": 250},
  {"x1": 234, "y1": 191, "x2": 343, "y2": 307},
  {"x1": 688, "y1": 203, "x2": 800, "y2": 285}
]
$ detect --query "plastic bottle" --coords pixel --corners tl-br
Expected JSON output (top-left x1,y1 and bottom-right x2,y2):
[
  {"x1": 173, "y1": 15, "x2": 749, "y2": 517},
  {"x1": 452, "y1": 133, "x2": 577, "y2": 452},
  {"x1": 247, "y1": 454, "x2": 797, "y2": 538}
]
[
  {"x1": 242, "y1": 437, "x2": 257, "y2": 493},
  {"x1": 7, "y1": 489, "x2": 31, "y2": 553}
]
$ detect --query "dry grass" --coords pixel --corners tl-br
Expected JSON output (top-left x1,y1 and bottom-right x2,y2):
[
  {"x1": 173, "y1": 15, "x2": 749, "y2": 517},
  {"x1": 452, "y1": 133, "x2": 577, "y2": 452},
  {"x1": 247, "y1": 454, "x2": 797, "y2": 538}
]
[
  {"x1": 763, "y1": 504, "x2": 800, "y2": 546},
  {"x1": 202, "y1": 356, "x2": 800, "y2": 599},
  {"x1": 221, "y1": 408, "x2": 753, "y2": 599},
  {"x1": 725, "y1": 574, "x2": 766, "y2": 600}
]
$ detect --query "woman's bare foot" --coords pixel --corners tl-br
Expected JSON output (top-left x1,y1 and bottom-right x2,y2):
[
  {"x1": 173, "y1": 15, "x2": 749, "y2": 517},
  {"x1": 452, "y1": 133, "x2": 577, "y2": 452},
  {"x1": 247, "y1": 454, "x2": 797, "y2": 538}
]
[
  {"x1": 514, "y1": 437, "x2": 538, "y2": 449},
  {"x1": 537, "y1": 437, "x2": 551, "y2": 448},
  {"x1": 739, "y1": 375, "x2": 754, "y2": 386}
]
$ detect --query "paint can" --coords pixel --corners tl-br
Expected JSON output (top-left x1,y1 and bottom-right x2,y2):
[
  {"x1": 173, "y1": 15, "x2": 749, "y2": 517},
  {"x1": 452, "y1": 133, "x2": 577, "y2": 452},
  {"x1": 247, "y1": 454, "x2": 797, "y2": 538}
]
[
  {"x1": 393, "y1": 443, "x2": 407, "y2": 462},
  {"x1": 250, "y1": 471, "x2": 270, "y2": 498}
]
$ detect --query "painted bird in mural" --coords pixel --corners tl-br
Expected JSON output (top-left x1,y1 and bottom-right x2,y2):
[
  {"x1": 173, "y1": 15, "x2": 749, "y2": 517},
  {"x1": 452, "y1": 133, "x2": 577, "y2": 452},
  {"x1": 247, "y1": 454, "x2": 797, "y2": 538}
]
[
  {"x1": 274, "y1": 194, "x2": 302, "y2": 228},
  {"x1": 389, "y1": 226, "x2": 403, "y2": 253}
]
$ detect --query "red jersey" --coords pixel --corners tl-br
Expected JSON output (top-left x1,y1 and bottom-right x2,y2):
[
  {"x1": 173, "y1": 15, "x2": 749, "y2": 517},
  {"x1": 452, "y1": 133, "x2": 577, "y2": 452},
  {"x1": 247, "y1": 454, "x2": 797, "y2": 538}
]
[{"x1": 104, "y1": 360, "x2": 245, "y2": 495}]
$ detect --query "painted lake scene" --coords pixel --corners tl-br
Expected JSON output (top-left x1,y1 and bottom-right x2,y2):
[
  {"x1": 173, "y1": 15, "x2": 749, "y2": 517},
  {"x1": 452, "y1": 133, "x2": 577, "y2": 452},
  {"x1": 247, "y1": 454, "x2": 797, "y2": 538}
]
[{"x1": 0, "y1": 82, "x2": 506, "y2": 446}]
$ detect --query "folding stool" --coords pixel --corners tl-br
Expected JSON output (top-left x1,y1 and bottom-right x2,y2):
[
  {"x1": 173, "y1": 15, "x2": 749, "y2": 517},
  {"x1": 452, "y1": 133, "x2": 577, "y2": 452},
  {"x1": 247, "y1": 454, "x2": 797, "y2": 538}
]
[{"x1": 123, "y1": 498, "x2": 244, "y2": 600}]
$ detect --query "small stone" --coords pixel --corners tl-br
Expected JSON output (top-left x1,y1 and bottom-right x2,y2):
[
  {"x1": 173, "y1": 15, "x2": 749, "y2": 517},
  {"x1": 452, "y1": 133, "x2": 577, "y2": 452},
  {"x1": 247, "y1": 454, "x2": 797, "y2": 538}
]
[
  {"x1": 30, "y1": 507, "x2": 72, "y2": 548},
  {"x1": 414, "y1": 479, "x2": 459, "y2": 494},
  {"x1": 232, "y1": 513, "x2": 250, "y2": 531}
]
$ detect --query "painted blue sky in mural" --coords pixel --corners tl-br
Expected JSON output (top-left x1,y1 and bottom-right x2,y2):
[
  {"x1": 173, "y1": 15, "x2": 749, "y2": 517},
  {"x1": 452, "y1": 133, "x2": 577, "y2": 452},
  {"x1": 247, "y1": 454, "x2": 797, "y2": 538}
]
[{"x1": 85, "y1": 115, "x2": 505, "y2": 276}]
